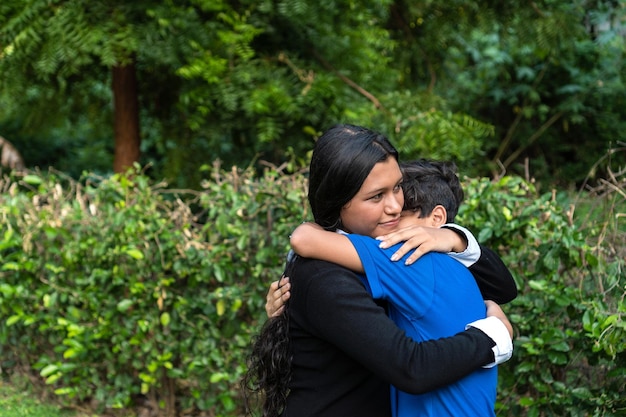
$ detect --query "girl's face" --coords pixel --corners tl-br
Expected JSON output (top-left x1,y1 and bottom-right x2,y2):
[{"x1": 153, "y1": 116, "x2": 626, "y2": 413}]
[{"x1": 340, "y1": 157, "x2": 404, "y2": 238}]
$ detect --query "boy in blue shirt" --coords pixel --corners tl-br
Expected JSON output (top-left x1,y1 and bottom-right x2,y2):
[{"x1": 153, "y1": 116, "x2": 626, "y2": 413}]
[{"x1": 289, "y1": 159, "x2": 502, "y2": 417}]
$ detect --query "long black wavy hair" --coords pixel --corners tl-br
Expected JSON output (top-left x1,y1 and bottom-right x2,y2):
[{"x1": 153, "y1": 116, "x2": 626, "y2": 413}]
[
  {"x1": 242, "y1": 258, "x2": 297, "y2": 417},
  {"x1": 242, "y1": 124, "x2": 399, "y2": 416}
]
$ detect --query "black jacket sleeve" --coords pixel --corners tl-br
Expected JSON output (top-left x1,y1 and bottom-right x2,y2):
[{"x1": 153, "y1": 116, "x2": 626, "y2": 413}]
[{"x1": 469, "y1": 244, "x2": 518, "y2": 304}]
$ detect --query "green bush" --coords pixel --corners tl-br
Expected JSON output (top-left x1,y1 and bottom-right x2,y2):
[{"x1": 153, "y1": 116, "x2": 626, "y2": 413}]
[
  {"x1": 0, "y1": 165, "x2": 623, "y2": 416},
  {"x1": 0, "y1": 165, "x2": 306, "y2": 416},
  {"x1": 459, "y1": 176, "x2": 625, "y2": 416}
]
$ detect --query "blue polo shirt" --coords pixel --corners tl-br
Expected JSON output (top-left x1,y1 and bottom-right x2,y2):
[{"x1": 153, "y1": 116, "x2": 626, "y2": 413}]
[{"x1": 348, "y1": 234, "x2": 497, "y2": 417}]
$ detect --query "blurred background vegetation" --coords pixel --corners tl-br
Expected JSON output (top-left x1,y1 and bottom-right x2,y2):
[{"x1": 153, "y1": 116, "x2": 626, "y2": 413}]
[
  {"x1": 0, "y1": 1, "x2": 625, "y2": 417},
  {"x1": 1, "y1": 0, "x2": 624, "y2": 189}
]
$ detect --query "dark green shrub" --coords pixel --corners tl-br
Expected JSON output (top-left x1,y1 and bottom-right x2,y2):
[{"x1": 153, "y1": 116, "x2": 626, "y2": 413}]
[
  {"x1": 0, "y1": 165, "x2": 306, "y2": 416},
  {"x1": 459, "y1": 175, "x2": 625, "y2": 417}
]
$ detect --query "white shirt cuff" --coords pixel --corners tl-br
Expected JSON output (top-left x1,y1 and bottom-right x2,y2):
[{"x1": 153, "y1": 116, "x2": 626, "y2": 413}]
[
  {"x1": 466, "y1": 316, "x2": 513, "y2": 368},
  {"x1": 442, "y1": 224, "x2": 481, "y2": 267}
]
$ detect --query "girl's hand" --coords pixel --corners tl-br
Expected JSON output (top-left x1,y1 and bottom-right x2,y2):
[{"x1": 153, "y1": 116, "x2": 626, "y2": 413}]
[
  {"x1": 376, "y1": 226, "x2": 466, "y2": 265},
  {"x1": 265, "y1": 275, "x2": 291, "y2": 318}
]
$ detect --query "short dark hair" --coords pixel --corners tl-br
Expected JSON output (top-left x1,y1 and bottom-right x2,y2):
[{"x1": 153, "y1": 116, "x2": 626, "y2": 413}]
[{"x1": 400, "y1": 159, "x2": 464, "y2": 223}]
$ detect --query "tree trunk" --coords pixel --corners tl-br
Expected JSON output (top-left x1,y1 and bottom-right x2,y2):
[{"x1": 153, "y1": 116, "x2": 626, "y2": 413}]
[
  {"x1": 112, "y1": 60, "x2": 141, "y2": 173},
  {"x1": 0, "y1": 136, "x2": 25, "y2": 170}
]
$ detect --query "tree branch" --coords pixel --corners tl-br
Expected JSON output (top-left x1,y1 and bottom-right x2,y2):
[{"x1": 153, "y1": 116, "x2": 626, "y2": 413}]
[
  {"x1": 311, "y1": 49, "x2": 393, "y2": 118},
  {"x1": 502, "y1": 110, "x2": 564, "y2": 169},
  {"x1": 491, "y1": 61, "x2": 550, "y2": 173}
]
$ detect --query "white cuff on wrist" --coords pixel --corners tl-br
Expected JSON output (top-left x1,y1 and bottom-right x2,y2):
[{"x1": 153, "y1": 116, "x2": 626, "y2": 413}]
[
  {"x1": 442, "y1": 223, "x2": 481, "y2": 267},
  {"x1": 466, "y1": 316, "x2": 513, "y2": 368}
]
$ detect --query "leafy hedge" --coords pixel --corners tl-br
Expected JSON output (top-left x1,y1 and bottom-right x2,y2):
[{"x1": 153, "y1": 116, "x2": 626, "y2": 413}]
[
  {"x1": 0, "y1": 165, "x2": 624, "y2": 416},
  {"x1": 458, "y1": 175, "x2": 625, "y2": 416},
  {"x1": 0, "y1": 165, "x2": 306, "y2": 416}
]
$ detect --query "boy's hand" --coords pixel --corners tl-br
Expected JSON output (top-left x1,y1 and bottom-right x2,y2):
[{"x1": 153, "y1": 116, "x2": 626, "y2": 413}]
[
  {"x1": 484, "y1": 300, "x2": 513, "y2": 338},
  {"x1": 376, "y1": 226, "x2": 466, "y2": 265},
  {"x1": 265, "y1": 275, "x2": 291, "y2": 318}
]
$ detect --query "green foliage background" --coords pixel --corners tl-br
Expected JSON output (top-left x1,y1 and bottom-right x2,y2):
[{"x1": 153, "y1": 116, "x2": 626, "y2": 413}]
[
  {"x1": 1, "y1": 0, "x2": 624, "y2": 187},
  {"x1": 0, "y1": 162, "x2": 624, "y2": 416}
]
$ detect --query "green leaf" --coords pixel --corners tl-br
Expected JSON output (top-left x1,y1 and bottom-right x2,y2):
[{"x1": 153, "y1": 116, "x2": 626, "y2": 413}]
[
  {"x1": 160, "y1": 312, "x2": 171, "y2": 327},
  {"x1": 528, "y1": 280, "x2": 548, "y2": 291},
  {"x1": 63, "y1": 348, "x2": 78, "y2": 359},
  {"x1": 216, "y1": 299, "x2": 226, "y2": 316},
  {"x1": 231, "y1": 298, "x2": 242, "y2": 312},
  {"x1": 210, "y1": 372, "x2": 228, "y2": 383},
  {"x1": 40, "y1": 364, "x2": 59, "y2": 377},
  {"x1": 22, "y1": 174, "x2": 43, "y2": 184},
  {"x1": 126, "y1": 248, "x2": 144, "y2": 260},
  {"x1": 602, "y1": 314, "x2": 618, "y2": 330},
  {"x1": 45, "y1": 373, "x2": 62, "y2": 385},
  {"x1": 501, "y1": 206, "x2": 513, "y2": 221},
  {"x1": 54, "y1": 387, "x2": 76, "y2": 396},
  {"x1": 582, "y1": 310, "x2": 592, "y2": 331},
  {"x1": 117, "y1": 299, "x2": 133, "y2": 312},
  {"x1": 550, "y1": 341, "x2": 570, "y2": 352},
  {"x1": 518, "y1": 397, "x2": 534, "y2": 406},
  {"x1": 2, "y1": 262, "x2": 20, "y2": 271}
]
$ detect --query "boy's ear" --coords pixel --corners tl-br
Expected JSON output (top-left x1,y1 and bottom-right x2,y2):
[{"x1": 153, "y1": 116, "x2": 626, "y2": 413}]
[{"x1": 430, "y1": 205, "x2": 448, "y2": 227}]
